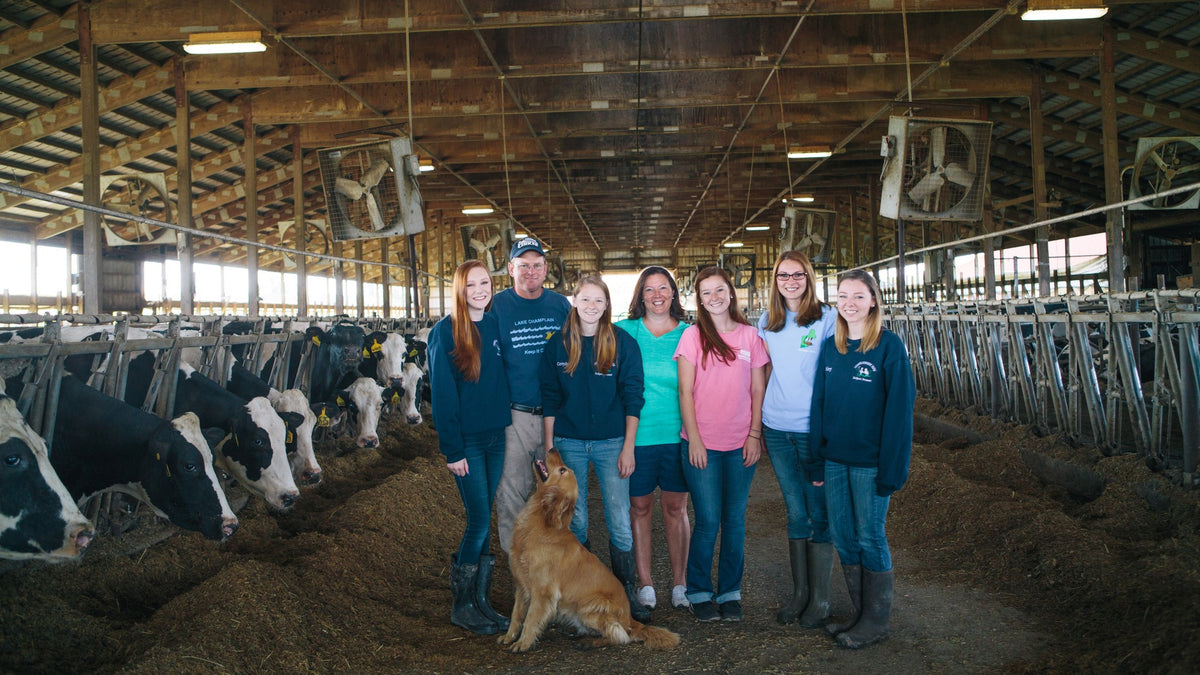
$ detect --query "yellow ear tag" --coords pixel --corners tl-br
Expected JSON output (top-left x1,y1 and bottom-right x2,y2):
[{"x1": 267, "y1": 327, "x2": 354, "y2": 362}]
[
  {"x1": 336, "y1": 396, "x2": 346, "y2": 407},
  {"x1": 391, "y1": 392, "x2": 401, "y2": 404},
  {"x1": 408, "y1": 349, "x2": 417, "y2": 358},
  {"x1": 286, "y1": 431, "x2": 294, "y2": 444},
  {"x1": 362, "y1": 347, "x2": 371, "y2": 359},
  {"x1": 371, "y1": 341, "x2": 382, "y2": 353},
  {"x1": 318, "y1": 411, "x2": 330, "y2": 427},
  {"x1": 311, "y1": 335, "x2": 321, "y2": 346}
]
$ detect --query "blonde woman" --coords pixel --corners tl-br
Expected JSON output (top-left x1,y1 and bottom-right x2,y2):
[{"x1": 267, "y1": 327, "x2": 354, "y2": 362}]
[
  {"x1": 809, "y1": 269, "x2": 916, "y2": 649},
  {"x1": 539, "y1": 275, "x2": 648, "y2": 621}
]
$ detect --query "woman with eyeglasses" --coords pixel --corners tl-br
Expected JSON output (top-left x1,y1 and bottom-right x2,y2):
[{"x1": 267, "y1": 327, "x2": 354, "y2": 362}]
[
  {"x1": 757, "y1": 251, "x2": 839, "y2": 628},
  {"x1": 615, "y1": 266, "x2": 692, "y2": 614},
  {"x1": 809, "y1": 270, "x2": 915, "y2": 649},
  {"x1": 675, "y1": 266, "x2": 768, "y2": 623}
]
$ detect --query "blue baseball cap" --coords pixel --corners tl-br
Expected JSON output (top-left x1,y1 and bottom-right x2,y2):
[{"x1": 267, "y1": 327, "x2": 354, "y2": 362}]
[{"x1": 509, "y1": 237, "x2": 546, "y2": 259}]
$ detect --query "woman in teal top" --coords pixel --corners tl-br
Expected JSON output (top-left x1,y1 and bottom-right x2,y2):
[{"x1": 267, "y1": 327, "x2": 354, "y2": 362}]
[{"x1": 616, "y1": 266, "x2": 691, "y2": 614}]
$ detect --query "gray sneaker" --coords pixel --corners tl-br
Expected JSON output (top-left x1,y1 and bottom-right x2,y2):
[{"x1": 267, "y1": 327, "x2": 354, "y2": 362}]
[{"x1": 719, "y1": 600, "x2": 743, "y2": 622}]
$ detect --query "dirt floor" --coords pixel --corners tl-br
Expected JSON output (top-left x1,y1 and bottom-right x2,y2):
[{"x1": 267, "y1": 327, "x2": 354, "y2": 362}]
[{"x1": 2, "y1": 399, "x2": 1199, "y2": 674}]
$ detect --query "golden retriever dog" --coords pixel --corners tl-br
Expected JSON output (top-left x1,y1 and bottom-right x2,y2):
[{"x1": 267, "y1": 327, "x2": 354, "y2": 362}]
[{"x1": 499, "y1": 449, "x2": 680, "y2": 653}]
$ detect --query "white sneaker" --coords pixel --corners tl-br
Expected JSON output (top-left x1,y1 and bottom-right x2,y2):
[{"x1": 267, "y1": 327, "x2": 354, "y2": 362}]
[
  {"x1": 637, "y1": 585, "x2": 657, "y2": 609},
  {"x1": 671, "y1": 585, "x2": 690, "y2": 610}
]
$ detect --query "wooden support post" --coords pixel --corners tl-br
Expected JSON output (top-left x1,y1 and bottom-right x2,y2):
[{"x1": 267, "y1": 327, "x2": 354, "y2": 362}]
[
  {"x1": 333, "y1": 240, "x2": 345, "y2": 315},
  {"x1": 79, "y1": 4, "x2": 102, "y2": 315},
  {"x1": 292, "y1": 127, "x2": 308, "y2": 317},
  {"x1": 1031, "y1": 71, "x2": 1051, "y2": 297},
  {"x1": 1101, "y1": 25, "x2": 1126, "y2": 293},
  {"x1": 174, "y1": 60, "x2": 194, "y2": 315},
  {"x1": 381, "y1": 237, "x2": 391, "y2": 318},
  {"x1": 244, "y1": 106, "x2": 259, "y2": 316},
  {"x1": 355, "y1": 240, "x2": 365, "y2": 317},
  {"x1": 895, "y1": 219, "x2": 907, "y2": 303}
]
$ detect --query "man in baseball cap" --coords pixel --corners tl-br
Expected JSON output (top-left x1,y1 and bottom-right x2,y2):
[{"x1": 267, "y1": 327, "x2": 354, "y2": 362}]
[{"x1": 490, "y1": 236, "x2": 570, "y2": 555}]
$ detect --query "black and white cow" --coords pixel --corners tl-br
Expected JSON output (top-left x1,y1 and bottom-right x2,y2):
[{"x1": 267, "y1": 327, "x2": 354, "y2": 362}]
[
  {"x1": 125, "y1": 354, "x2": 302, "y2": 512},
  {"x1": 7, "y1": 374, "x2": 238, "y2": 542},
  {"x1": 226, "y1": 364, "x2": 323, "y2": 486},
  {"x1": 359, "y1": 331, "x2": 423, "y2": 425},
  {"x1": 0, "y1": 386, "x2": 94, "y2": 561},
  {"x1": 330, "y1": 376, "x2": 387, "y2": 449}
]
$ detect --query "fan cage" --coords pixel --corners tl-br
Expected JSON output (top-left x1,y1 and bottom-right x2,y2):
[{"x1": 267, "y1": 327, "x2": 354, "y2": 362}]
[
  {"x1": 317, "y1": 137, "x2": 426, "y2": 241},
  {"x1": 1128, "y1": 137, "x2": 1200, "y2": 211},
  {"x1": 879, "y1": 116, "x2": 993, "y2": 222}
]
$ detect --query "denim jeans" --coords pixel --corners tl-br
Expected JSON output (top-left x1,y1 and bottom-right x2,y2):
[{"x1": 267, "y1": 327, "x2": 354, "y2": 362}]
[
  {"x1": 453, "y1": 429, "x2": 507, "y2": 564},
  {"x1": 824, "y1": 460, "x2": 893, "y2": 572},
  {"x1": 763, "y1": 426, "x2": 830, "y2": 543},
  {"x1": 554, "y1": 436, "x2": 633, "y2": 551},
  {"x1": 682, "y1": 445, "x2": 758, "y2": 604}
]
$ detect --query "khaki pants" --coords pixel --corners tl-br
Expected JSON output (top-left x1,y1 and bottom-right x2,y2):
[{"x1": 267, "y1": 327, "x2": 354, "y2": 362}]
[{"x1": 496, "y1": 410, "x2": 546, "y2": 554}]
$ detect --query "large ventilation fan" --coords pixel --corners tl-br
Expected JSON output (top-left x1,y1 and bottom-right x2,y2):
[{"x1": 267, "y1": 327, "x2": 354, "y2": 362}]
[
  {"x1": 1128, "y1": 137, "x2": 1200, "y2": 211},
  {"x1": 100, "y1": 174, "x2": 177, "y2": 246},
  {"x1": 718, "y1": 252, "x2": 756, "y2": 289},
  {"x1": 779, "y1": 206, "x2": 836, "y2": 262},
  {"x1": 460, "y1": 220, "x2": 516, "y2": 277},
  {"x1": 880, "y1": 116, "x2": 993, "y2": 221},
  {"x1": 318, "y1": 137, "x2": 425, "y2": 240},
  {"x1": 544, "y1": 254, "x2": 569, "y2": 293}
]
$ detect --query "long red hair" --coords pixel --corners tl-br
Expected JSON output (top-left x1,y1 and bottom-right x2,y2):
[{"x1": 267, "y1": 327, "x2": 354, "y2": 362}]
[{"x1": 451, "y1": 260, "x2": 491, "y2": 381}]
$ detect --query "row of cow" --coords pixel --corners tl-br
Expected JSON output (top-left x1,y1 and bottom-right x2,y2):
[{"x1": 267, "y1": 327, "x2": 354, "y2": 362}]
[{"x1": 0, "y1": 318, "x2": 432, "y2": 563}]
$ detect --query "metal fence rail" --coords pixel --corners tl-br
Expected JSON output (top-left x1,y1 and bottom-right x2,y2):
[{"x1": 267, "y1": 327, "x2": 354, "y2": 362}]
[{"x1": 888, "y1": 290, "x2": 1200, "y2": 484}]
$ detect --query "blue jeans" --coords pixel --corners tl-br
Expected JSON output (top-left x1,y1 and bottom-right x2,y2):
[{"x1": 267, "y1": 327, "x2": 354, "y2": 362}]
[
  {"x1": 763, "y1": 427, "x2": 830, "y2": 543},
  {"x1": 682, "y1": 445, "x2": 757, "y2": 604},
  {"x1": 555, "y1": 436, "x2": 633, "y2": 551},
  {"x1": 453, "y1": 429, "x2": 507, "y2": 564},
  {"x1": 824, "y1": 461, "x2": 893, "y2": 572}
]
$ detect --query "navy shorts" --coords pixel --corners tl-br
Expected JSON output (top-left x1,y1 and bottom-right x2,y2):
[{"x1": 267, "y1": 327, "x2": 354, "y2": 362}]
[{"x1": 629, "y1": 441, "x2": 690, "y2": 497}]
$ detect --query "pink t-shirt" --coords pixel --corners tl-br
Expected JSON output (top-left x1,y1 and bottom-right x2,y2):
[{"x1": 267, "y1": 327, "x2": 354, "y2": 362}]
[{"x1": 674, "y1": 323, "x2": 769, "y2": 451}]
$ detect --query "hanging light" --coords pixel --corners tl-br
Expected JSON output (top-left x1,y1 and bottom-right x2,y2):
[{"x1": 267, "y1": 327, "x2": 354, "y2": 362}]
[
  {"x1": 461, "y1": 205, "x2": 495, "y2": 215},
  {"x1": 418, "y1": 159, "x2": 435, "y2": 173},
  {"x1": 723, "y1": 241, "x2": 744, "y2": 248},
  {"x1": 1021, "y1": 0, "x2": 1107, "y2": 20},
  {"x1": 781, "y1": 195, "x2": 815, "y2": 204},
  {"x1": 183, "y1": 31, "x2": 268, "y2": 55},
  {"x1": 746, "y1": 225, "x2": 770, "y2": 231},
  {"x1": 786, "y1": 146, "x2": 832, "y2": 159}
]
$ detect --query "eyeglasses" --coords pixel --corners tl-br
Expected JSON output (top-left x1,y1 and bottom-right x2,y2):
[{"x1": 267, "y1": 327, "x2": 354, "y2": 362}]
[
  {"x1": 775, "y1": 271, "x2": 808, "y2": 281},
  {"x1": 514, "y1": 263, "x2": 545, "y2": 272}
]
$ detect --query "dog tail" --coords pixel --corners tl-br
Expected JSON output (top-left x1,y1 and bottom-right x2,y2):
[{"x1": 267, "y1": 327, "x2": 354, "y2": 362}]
[{"x1": 629, "y1": 621, "x2": 680, "y2": 649}]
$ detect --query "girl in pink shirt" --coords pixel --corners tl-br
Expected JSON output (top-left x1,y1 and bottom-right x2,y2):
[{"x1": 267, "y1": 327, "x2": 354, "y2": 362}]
[{"x1": 674, "y1": 266, "x2": 768, "y2": 622}]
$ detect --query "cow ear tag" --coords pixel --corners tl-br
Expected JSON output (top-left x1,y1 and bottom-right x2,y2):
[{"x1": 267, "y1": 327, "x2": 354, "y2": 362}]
[
  {"x1": 311, "y1": 335, "x2": 321, "y2": 346},
  {"x1": 317, "y1": 410, "x2": 331, "y2": 427},
  {"x1": 391, "y1": 392, "x2": 401, "y2": 404},
  {"x1": 408, "y1": 348, "x2": 417, "y2": 358},
  {"x1": 157, "y1": 452, "x2": 171, "y2": 477},
  {"x1": 371, "y1": 340, "x2": 382, "y2": 353},
  {"x1": 286, "y1": 430, "x2": 295, "y2": 444},
  {"x1": 336, "y1": 395, "x2": 346, "y2": 407},
  {"x1": 362, "y1": 347, "x2": 371, "y2": 359}
]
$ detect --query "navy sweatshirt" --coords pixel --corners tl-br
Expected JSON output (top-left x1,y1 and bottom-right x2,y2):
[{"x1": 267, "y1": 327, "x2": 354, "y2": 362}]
[
  {"x1": 428, "y1": 313, "x2": 512, "y2": 463},
  {"x1": 492, "y1": 288, "x2": 572, "y2": 408},
  {"x1": 539, "y1": 327, "x2": 645, "y2": 441},
  {"x1": 807, "y1": 329, "x2": 916, "y2": 495}
]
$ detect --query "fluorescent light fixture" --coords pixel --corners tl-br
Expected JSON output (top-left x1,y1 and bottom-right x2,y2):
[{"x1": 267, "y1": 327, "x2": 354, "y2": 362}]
[
  {"x1": 723, "y1": 241, "x2": 744, "y2": 248},
  {"x1": 787, "y1": 146, "x2": 833, "y2": 159},
  {"x1": 418, "y1": 159, "x2": 435, "y2": 173},
  {"x1": 746, "y1": 225, "x2": 770, "y2": 231},
  {"x1": 513, "y1": 232, "x2": 529, "y2": 239},
  {"x1": 781, "y1": 195, "x2": 815, "y2": 204},
  {"x1": 461, "y1": 205, "x2": 495, "y2": 215},
  {"x1": 183, "y1": 30, "x2": 268, "y2": 55},
  {"x1": 1021, "y1": 0, "x2": 1107, "y2": 20}
]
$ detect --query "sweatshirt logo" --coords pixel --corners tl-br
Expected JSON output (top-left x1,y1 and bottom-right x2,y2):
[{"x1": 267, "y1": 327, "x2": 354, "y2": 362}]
[
  {"x1": 800, "y1": 327, "x2": 816, "y2": 348},
  {"x1": 853, "y1": 361, "x2": 877, "y2": 382}
]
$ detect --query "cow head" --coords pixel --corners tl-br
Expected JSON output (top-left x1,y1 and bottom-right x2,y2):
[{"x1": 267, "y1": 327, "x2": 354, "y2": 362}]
[
  {"x1": 307, "y1": 324, "x2": 366, "y2": 370},
  {"x1": 140, "y1": 413, "x2": 238, "y2": 542},
  {"x1": 333, "y1": 377, "x2": 386, "y2": 448},
  {"x1": 274, "y1": 390, "x2": 322, "y2": 486},
  {"x1": 215, "y1": 397, "x2": 301, "y2": 512},
  {"x1": 0, "y1": 396, "x2": 94, "y2": 561},
  {"x1": 367, "y1": 332, "x2": 408, "y2": 389},
  {"x1": 400, "y1": 361, "x2": 425, "y2": 425}
]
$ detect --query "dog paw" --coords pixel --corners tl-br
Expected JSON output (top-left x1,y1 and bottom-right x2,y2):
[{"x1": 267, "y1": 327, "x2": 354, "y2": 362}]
[{"x1": 509, "y1": 640, "x2": 536, "y2": 653}]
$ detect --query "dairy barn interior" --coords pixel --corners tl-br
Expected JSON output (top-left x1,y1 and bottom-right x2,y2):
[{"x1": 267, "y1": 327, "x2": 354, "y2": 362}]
[{"x1": 0, "y1": 1, "x2": 1198, "y2": 672}]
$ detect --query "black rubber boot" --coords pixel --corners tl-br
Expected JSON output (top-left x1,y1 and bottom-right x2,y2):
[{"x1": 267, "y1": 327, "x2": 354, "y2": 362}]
[
  {"x1": 799, "y1": 541, "x2": 834, "y2": 628},
  {"x1": 474, "y1": 554, "x2": 510, "y2": 630},
  {"x1": 609, "y1": 542, "x2": 652, "y2": 623},
  {"x1": 450, "y1": 555, "x2": 500, "y2": 635},
  {"x1": 836, "y1": 569, "x2": 893, "y2": 649},
  {"x1": 776, "y1": 538, "x2": 809, "y2": 624},
  {"x1": 825, "y1": 564, "x2": 862, "y2": 637}
]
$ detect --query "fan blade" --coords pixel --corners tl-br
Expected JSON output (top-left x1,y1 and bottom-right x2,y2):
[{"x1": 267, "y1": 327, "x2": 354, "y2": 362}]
[
  {"x1": 943, "y1": 163, "x2": 974, "y2": 188},
  {"x1": 930, "y1": 126, "x2": 947, "y2": 167},
  {"x1": 335, "y1": 177, "x2": 365, "y2": 201},
  {"x1": 908, "y1": 172, "x2": 945, "y2": 202},
  {"x1": 365, "y1": 193, "x2": 386, "y2": 230},
  {"x1": 360, "y1": 159, "x2": 391, "y2": 190}
]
